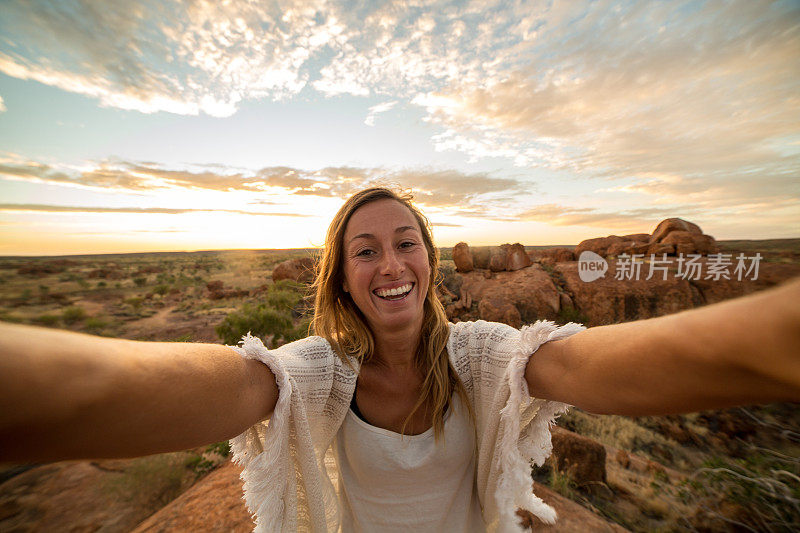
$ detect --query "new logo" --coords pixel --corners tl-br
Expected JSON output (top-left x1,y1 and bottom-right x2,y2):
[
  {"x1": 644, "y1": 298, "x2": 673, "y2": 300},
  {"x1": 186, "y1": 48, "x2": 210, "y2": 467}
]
[{"x1": 578, "y1": 251, "x2": 608, "y2": 282}]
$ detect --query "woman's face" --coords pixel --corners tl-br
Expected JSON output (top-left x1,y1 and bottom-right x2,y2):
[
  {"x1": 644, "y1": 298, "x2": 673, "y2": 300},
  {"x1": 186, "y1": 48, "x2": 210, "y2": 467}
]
[{"x1": 342, "y1": 198, "x2": 431, "y2": 338}]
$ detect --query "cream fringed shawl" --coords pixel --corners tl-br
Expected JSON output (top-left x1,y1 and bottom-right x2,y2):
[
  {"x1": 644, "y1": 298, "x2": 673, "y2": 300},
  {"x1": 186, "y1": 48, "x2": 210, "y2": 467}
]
[{"x1": 229, "y1": 319, "x2": 585, "y2": 532}]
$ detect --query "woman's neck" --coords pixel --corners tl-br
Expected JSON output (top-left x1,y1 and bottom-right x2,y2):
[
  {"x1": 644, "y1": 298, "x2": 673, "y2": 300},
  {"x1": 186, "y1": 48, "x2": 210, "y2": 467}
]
[{"x1": 369, "y1": 320, "x2": 422, "y2": 372}]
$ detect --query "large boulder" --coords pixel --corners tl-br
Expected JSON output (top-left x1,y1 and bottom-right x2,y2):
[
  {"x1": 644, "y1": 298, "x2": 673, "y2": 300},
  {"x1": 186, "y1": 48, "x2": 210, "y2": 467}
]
[
  {"x1": 550, "y1": 427, "x2": 607, "y2": 487},
  {"x1": 272, "y1": 257, "x2": 315, "y2": 283},
  {"x1": 574, "y1": 236, "x2": 626, "y2": 258},
  {"x1": 556, "y1": 261, "x2": 700, "y2": 325},
  {"x1": 507, "y1": 243, "x2": 532, "y2": 271},
  {"x1": 650, "y1": 218, "x2": 702, "y2": 244},
  {"x1": 472, "y1": 247, "x2": 491, "y2": 269},
  {"x1": 531, "y1": 247, "x2": 575, "y2": 265},
  {"x1": 488, "y1": 244, "x2": 510, "y2": 272},
  {"x1": 458, "y1": 265, "x2": 561, "y2": 323},
  {"x1": 452, "y1": 242, "x2": 474, "y2": 273},
  {"x1": 660, "y1": 230, "x2": 717, "y2": 255}
]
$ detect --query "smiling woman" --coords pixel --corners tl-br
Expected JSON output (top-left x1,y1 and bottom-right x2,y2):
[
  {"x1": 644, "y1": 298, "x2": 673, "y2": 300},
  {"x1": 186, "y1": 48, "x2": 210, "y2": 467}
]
[{"x1": 1, "y1": 187, "x2": 800, "y2": 532}]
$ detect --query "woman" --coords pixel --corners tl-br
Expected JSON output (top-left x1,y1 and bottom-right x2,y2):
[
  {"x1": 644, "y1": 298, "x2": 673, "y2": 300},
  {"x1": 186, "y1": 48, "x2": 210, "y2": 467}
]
[{"x1": 1, "y1": 187, "x2": 799, "y2": 532}]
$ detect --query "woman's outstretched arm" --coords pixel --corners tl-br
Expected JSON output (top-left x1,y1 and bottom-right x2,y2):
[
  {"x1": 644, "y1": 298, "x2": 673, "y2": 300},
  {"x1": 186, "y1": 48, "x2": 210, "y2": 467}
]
[
  {"x1": 0, "y1": 324, "x2": 278, "y2": 462},
  {"x1": 526, "y1": 277, "x2": 800, "y2": 415}
]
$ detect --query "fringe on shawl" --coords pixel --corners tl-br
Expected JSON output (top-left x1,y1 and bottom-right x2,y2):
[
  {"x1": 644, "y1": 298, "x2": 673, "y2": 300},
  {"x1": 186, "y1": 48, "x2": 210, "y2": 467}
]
[
  {"x1": 228, "y1": 334, "x2": 294, "y2": 533},
  {"x1": 495, "y1": 320, "x2": 586, "y2": 532}
]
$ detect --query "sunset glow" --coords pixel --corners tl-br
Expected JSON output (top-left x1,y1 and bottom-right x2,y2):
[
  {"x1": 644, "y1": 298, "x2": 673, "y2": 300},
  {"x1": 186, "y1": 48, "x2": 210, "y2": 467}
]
[{"x1": 1, "y1": 0, "x2": 798, "y2": 255}]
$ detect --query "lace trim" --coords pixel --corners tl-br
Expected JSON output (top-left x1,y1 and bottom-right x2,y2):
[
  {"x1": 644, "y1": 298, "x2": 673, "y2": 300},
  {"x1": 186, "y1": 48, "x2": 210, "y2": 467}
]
[
  {"x1": 228, "y1": 333, "x2": 293, "y2": 533},
  {"x1": 495, "y1": 320, "x2": 585, "y2": 531}
]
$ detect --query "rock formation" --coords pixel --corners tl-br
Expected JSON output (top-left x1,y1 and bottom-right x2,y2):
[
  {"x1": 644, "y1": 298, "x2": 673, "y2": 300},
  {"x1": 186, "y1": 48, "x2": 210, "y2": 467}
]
[
  {"x1": 452, "y1": 242, "x2": 474, "y2": 272},
  {"x1": 271, "y1": 257, "x2": 315, "y2": 283}
]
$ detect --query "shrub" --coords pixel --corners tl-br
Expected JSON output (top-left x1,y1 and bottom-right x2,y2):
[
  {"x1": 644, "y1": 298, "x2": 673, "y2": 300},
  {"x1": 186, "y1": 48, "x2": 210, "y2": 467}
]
[
  {"x1": 84, "y1": 317, "x2": 108, "y2": 334},
  {"x1": 153, "y1": 284, "x2": 170, "y2": 296},
  {"x1": 61, "y1": 306, "x2": 87, "y2": 325},
  {"x1": 33, "y1": 314, "x2": 60, "y2": 327},
  {"x1": 556, "y1": 305, "x2": 588, "y2": 326},
  {"x1": 97, "y1": 281, "x2": 107, "y2": 288},
  {"x1": 216, "y1": 304, "x2": 293, "y2": 346},
  {"x1": 125, "y1": 297, "x2": 144, "y2": 312},
  {"x1": 104, "y1": 452, "x2": 188, "y2": 508},
  {"x1": 133, "y1": 277, "x2": 147, "y2": 287}
]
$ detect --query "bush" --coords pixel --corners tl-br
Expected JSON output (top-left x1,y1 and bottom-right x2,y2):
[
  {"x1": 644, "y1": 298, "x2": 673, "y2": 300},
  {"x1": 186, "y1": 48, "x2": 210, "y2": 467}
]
[
  {"x1": 153, "y1": 284, "x2": 170, "y2": 296},
  {"x1": 84, "y1": 317, "x2": 108, "y2": 334},
  {"x1": 216, "y1": 304, "x2": 293, "y2": 346},
  {"x1": 133, "y1": 277, "x2": 147, "y2": 287},
  {"x1": 33, "y1": 314, "x2": 60, "y2": 327},
  {"x1": 61, "y1": 306, "x2": 87, "y2": 325}
]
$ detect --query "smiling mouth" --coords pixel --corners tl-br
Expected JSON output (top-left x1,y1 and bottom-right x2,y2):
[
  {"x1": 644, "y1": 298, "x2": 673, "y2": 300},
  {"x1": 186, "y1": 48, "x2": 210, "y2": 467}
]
[{"x1": 373, "y1": 282, "x2": 414, "y2": 300}]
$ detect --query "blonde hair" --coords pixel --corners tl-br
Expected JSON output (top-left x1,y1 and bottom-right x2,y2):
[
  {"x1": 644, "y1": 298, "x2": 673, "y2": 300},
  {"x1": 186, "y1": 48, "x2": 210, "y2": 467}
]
[{"x1": 312, "y1": 187, "x2": 474, "y2": 441}]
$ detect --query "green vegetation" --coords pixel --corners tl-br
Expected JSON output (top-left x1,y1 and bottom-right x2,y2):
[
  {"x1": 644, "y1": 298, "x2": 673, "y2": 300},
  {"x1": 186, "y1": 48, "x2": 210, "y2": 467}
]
[
  {"x1": 556, "y1": 304, "x2": 588, "y2": 326},
  {"x1": 61, "y1": 306, "x2": 87, "y2": 325},
  {"x1": 216, "y1": 304, "x2": 293, "y2": 346},
  {"x1": 33, "y1": 313, "x2": 60, "y2": 327},
  {"x1": 678, "y1": 452, "x2": 800, "y2": 531}
]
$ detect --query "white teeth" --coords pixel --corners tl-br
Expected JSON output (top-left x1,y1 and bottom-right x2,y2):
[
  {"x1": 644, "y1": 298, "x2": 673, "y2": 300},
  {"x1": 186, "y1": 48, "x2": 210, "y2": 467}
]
[{"x1": 375, "y1": 283, "x2": 412, "y2": 298}]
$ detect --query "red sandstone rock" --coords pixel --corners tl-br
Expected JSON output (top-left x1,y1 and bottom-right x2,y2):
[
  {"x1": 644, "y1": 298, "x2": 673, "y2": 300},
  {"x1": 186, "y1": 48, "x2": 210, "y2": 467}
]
[
  {"x1": 133, "y1": 462, "x2": 252, "y2": 532},
  {"x1": 488, "y1": 244, "x2": 510, "y2": 272},
  {"x1": 574, "y1": 236, "x2": 626, "y2": 258},
  {"x1": 458, "y1": 265, "x2": 560, "y2": 323},
  {"x1": 647, "y1": 242, "x2": 675, "y2": 256},
  {"x1": 507, "y1": 243, "x2": 532, "y2": 271},
  {"x1": 551, "y1": 427, "x2": 607, "y2": 487},
  {"x1": 272, "y1": 257, "x2": 315, "y2": 283},
  {"x1": 516, "y1": 482, "x2": 628, "y2": 531},
  {"x1": 472, "y1": 246, "x2": 491, "y2": 269},
  {"x1": 452, "y1": 242, "x2": 474, "y2": 272},
  {"x1": 555, "y1": 262, "x2": 699, "y2": 326},
  {"x1": 478, "y1": 296, "x2": 522, "y2": 328},
  {"x1": 650, "y1": 218, "x2": 703, "y2": 243},
  {"x1": 532, "y1": 247, "x2": 576, "y2": 264},
  {"x1": 606, "y1": 241, "x2": 636, "y2": 257},
  {"x1": 622, "y1": 233, "x2": 650, "y2": 243}
]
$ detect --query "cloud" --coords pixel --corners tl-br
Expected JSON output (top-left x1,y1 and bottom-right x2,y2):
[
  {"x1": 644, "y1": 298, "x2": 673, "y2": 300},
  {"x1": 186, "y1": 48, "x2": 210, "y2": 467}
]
[
  {"x1": 517, "y1": 204, "x2": 703, "y2": 229},
  {"x1": 414, "y1": 0, "x2": 800, "y2": 184},
  {"x1": 0, "y1": 154, "x2": 525, "y2": 216},
  {"x1": 0, "y1": 204, "x2": 309, "y2": 217},
  {"x1": 0, "y1": 95, "x2": 5, "y2": 113},
  {"x1": 364, "y1": 100, "x2": 397, "y2": 126}
]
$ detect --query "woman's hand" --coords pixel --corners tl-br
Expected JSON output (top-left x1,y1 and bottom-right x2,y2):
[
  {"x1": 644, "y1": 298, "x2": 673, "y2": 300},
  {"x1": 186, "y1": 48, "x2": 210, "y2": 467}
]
[
  {"x1": 0, "y1": 324, "x2": 278, "y2": 462},
  {"x1": 526, "y1": 277, "x2": 800, "y2": 415}
]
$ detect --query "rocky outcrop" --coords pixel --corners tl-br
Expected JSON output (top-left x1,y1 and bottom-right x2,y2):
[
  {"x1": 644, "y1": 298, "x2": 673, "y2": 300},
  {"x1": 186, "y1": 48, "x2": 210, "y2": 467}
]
[
  {"x1": 555, "y1": 261, "x2": 700, "y2": 326},
  {"x1": 550, "y1": 427, "x2": 607, "y2": 487},
  {"x1": 574, "y1": 236, "x2": 626, "y2": 258},
  {"x1": 650, "y1": 218, "x2": 702, "y2": 244},
  {"x1": 453, "y1": 266, "x2": 561, "y2": 324},
  {"x1": 531, "y1": 247, "x2": 575, "y2": 265},
  {"x1": 507, "y1": 243, "x2": 532, "y2": 271},
  {"x1": 452, "y1": 242, "x2": 473, "y2": 272},
  {"x1": 272, "y1": 257, "x2": 315, "y2": 283},
  {"x1": 575, "y1": 218, "x2": 718, "y2": 258},
  {"x1": 516, "y1": 482, "x2": 628, "y2": 531},
  {"x1": 133, "y1": 463, "x2": 252, "y2": 532}
]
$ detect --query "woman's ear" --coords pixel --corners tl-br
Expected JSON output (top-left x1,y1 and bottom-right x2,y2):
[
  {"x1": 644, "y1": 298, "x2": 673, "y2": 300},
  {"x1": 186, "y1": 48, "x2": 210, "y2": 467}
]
[{"x1": 343, "y1": 281, "x2": 349, "y2": 293}]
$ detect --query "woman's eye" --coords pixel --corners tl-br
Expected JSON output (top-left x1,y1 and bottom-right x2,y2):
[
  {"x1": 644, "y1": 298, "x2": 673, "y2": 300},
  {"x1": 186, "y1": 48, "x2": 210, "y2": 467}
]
[
  {"x1": 356, "y1": 249, "x2": 374, "y2": 257},
  {"x1": 400, "y1": 241, "x2": 416, "y2": 249}
]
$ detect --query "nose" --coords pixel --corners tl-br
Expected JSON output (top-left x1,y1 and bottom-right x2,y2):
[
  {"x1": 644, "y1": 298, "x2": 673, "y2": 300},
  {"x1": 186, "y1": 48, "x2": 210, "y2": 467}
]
[{"x1": 379, "y1": 249, "x2": 404, "y2": 277}]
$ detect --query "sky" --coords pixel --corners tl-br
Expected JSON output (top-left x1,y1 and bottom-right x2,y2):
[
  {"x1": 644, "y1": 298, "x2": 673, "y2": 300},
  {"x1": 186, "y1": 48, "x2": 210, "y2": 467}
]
[{"x1": 0, "y1": 0, "x2": 798, "y2": 256}]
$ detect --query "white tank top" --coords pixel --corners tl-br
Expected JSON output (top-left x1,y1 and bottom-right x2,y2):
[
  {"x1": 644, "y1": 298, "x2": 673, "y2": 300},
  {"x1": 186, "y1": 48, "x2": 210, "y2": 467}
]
[{"x1": 333, "y1": 393, "x2": 485, "y2": 532}]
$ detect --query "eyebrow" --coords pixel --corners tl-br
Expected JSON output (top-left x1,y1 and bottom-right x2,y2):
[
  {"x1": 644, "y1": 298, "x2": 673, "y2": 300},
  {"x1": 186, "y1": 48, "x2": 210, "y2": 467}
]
[{"x1": 348, "y1": 226, "x2": 419, "y2": 245}]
